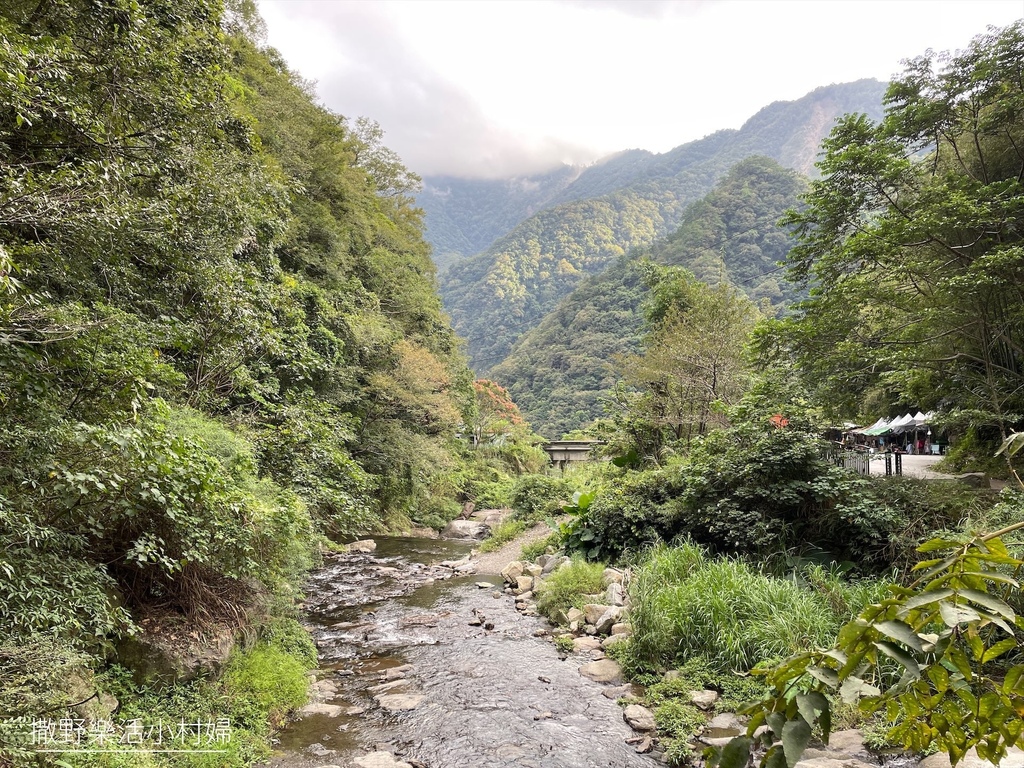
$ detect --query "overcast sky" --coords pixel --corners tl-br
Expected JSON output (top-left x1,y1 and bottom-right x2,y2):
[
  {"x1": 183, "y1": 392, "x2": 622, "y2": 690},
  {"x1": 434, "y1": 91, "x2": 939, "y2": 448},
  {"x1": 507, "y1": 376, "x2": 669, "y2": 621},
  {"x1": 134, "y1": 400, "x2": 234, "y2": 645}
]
[{"x1": 257, "y1": 0, "x2": 1024, "y2": 179}]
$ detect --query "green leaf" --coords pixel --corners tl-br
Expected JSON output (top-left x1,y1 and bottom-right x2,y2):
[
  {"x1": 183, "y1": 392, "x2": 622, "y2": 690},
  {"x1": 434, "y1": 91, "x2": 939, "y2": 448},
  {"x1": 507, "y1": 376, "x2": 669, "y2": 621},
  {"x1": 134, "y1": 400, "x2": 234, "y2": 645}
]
[
  {"x1": 918, "y1": 538, "x2": 963, "y2": 553},
  {"x1": 876, "y1": 620, "x2": 926, "y2": 652},
  {"x1": 807, "y1": 666, "x2": 839, "y2": 688},
  {"x1": 874, "y1": 641, "x2": 921, "y2": 678},
  {"x1": 961, "y1": 589, "x2": 1016, "y2": 623},
  {"x1": 982, "y1": 639, "x2": 1019, "y2": 665},
  {"x1": 718, "y1": 736, "x2": 753, "y2": 768},
  {"x1": 839, "y1": 676, "x2": 881, "y2": 703},
  {"x1": 939, "y1": 600, "x2": 981, "y2": 627},
  {"x1": 782, "y1": 718, "x2": 812, "y2": 768},
  {"x1": 899, "y1": 588, "x2": 955, "y2": 614},
  {"x1": 1002, "y1": 665, "x2": 1024, "y2": 695}
]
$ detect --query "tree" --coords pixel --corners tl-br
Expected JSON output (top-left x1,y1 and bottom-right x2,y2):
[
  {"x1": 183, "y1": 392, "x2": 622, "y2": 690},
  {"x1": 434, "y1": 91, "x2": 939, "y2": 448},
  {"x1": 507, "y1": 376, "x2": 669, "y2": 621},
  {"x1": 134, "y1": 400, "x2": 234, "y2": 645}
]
[
  {"x1": 470, "y1": 379, "x2": 526, "y2": 445},
  {"x1": 772, "y1": 22, "x2": 1024, "y2": 430}
]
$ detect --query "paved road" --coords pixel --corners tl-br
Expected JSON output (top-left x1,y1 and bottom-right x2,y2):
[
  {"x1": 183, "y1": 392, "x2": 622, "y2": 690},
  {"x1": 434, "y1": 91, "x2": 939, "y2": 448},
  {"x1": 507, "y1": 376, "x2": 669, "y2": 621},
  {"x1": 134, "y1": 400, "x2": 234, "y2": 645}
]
[{"x1": 897, "y1": 453, "x2": 955, "y2": 480}]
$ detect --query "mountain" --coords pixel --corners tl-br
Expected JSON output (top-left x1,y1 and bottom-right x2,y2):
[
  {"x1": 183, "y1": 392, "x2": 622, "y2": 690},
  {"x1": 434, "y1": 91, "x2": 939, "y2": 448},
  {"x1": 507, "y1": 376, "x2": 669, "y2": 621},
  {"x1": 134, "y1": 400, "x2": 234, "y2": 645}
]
[
  {"x1": 491, "y1": 156, "x2": 809, "y2": 437},
  {"x1": 438, "y1": 79, "x2": 887, "y2": 373}
]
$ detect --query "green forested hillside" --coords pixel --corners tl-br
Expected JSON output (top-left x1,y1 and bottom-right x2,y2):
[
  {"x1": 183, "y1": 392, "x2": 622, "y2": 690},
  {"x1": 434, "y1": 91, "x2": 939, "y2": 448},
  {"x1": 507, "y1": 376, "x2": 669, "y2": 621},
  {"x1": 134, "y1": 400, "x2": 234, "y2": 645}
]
[
  {"x1": 0, "y1": 0, "x2": 471, "y2": 672},
  {"x1": 440, "y1": 80, "x2": 886, "y2": 372},
  {"x1": 492, "y1": 157, "x2": 806, "y2": 437}
]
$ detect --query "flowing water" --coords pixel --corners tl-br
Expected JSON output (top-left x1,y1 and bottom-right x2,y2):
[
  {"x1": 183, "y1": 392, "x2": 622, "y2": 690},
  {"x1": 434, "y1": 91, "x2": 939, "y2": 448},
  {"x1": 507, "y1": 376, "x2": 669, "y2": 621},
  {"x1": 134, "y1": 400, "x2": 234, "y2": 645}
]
[{"x1": 262, "y1": 536, "x2": 656, "y2": 768}]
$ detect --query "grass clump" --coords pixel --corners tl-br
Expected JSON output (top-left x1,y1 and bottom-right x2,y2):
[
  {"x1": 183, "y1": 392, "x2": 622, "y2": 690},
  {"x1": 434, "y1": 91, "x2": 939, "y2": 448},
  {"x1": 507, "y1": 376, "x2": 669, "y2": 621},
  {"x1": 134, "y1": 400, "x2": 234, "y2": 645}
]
[
  {"x1": 478, "y1": 519, "x2": 528, "y2": 553},
  {"x1": 628, "y1": 541, "x2": 888, "y2": 672},
  {"x1": 535, "y1": 557, "x2": 605, "y2": 622},
  {"x1": 520, "y1": 531, "x2": 561, "y2": 561}
]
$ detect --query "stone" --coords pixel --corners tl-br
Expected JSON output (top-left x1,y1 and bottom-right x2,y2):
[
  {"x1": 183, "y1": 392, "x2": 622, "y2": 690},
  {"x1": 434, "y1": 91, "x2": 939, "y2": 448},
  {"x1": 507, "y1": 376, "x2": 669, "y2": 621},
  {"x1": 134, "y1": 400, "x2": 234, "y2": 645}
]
[
  {"x1": 583, "y1": 603, "x2": 612, "y2": 625},
  {"x1": 542, "y1": 555, "x2": 569, "y2": 575},
  {"x1": 566, "y1": 607, "x2": 586, "y2": 624},
  {"x1": 536, "y1": 554, "x2": 553, "y2": 569},
  {"x1": 825, "y1": 729, "x2": 868, "y2": 756},
  {"x1": 516, "y1": 590, "x2": 533, "y2": 601},
  {"x1": 635, "y1": 736, "x2": 653, "y2": 754},
  {"x1": 578, "y1": 659, "x2": 623, "y2": 684},
  {"x1": 353, "y1": 752, "x2": 414, "y2": 768},
  {"x1": 298, "y1": 702, "x2": 343, "y2": 717},
  {"x1": 623, "y1": 704, "x2": 656, "y2": 732},
  {"x1": 611, "y1": 623, "x2": 631, "y2": 636},
  {"x1": 689, "y1": 689, "x2": 719, "y2": 710},
  {"x1": 602, "y1": 567, "x2": 625, "y2": 585},
  {"x1": 115, "y1": 624, "x2": 235, "y2": 685},
  {"x1": 595, "y1": 606, "x2": 623, "y2": 634},
  {"x1": 706, "y1": 712, "x2": 745, "y2": 732},
  {"x1": 500, "y1": 561, "x2": 525, "y2": 583},
  {"x1": 383, "y1": 664, "x2": 413, "y2": 681},
  {"x1": 573, "y1": 636, "x2": 603, "y2": 652},
  {"x1": 348, "y1": 539, "x2": 377, "y2": 553},
  {"x1": 606, "y1": 582, "x2": 625, "y2": 606},
  {"x1": 602, "y1": 634, "x2": 629, "y2": 650},
  {"x1": 475, "y1": 582, "x2": 493, "y2": 589},
  {"x1": 602, "y1": 684, "x2": 634, "y2": 699},
  {"x1": 515, "y1": 575, "x2": 534, "y2": 594},
  {"x1": 793, "y1": 758, "x2": 876, "y2": 768},
  {"x1": 306, "y1": 743, "x2": 334, "y2": 756},
  {"x1": 524, "y1": 564, "x2": 543, "y2": 578},
  {"x1": 441, "y1": 519, "x2": 490, "y2": 540},
  {"x1": 368, "y1": 679, "x2": 406, "y2": 694},
  {"x1": 953, "y1": 472, "x2": 988, "y2": 488},
  {"x1": 568, "y1": 620, "x2": 580, "y2": 632},
  {"x1": 374, "y1": 693, "x2": 424, "y2": 712}
]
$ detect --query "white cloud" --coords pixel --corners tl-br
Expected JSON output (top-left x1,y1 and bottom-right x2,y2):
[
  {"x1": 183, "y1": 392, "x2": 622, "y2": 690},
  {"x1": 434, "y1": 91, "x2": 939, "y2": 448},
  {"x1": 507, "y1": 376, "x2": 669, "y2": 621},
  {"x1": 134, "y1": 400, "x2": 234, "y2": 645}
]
[{"x1": 257, "y1": 0, "x2": 1024, "y2": 178}]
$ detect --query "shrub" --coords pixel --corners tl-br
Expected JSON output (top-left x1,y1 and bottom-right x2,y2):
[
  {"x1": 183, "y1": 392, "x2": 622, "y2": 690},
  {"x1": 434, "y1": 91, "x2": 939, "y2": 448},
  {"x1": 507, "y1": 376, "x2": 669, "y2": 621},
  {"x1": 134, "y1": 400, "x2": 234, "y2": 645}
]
[
  {"x1": 534, "y1": 557, "x2": 605, "y2": 622},
  {"x1": 478, "y1": 519, "x2": 527, "y2": 553},
  {"x1": 520, "y1": 531, "x2": 562, "y2": 561},
  {"x1": 510, "y1": 474, "x2": 572, "y2": 523}
]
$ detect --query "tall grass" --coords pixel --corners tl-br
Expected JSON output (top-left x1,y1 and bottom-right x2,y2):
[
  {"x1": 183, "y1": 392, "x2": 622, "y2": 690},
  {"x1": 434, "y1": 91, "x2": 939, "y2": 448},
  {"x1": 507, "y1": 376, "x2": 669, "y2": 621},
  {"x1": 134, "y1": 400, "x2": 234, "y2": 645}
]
[
  {"x1": 628, "y1": 542, "x2": 889, "y2": 672},
  {"x1": 535, "y1": 557, "x2": 606, "y2": 621}
]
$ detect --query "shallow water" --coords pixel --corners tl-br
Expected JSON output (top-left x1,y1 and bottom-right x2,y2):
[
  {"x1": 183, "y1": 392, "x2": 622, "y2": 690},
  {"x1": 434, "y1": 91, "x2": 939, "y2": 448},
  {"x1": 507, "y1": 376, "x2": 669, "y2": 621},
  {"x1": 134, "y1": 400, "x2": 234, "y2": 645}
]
[{"x1": 262, "y1": 536, "x2": 656, "y2": 768}]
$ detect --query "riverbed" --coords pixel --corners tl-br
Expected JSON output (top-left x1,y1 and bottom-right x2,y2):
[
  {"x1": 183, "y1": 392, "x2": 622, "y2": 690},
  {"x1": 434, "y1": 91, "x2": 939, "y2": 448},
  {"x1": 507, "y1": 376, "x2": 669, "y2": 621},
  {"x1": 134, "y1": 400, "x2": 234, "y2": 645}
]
[{"x1": 261, "y1": 536, "x2": 656, "y2": 768}]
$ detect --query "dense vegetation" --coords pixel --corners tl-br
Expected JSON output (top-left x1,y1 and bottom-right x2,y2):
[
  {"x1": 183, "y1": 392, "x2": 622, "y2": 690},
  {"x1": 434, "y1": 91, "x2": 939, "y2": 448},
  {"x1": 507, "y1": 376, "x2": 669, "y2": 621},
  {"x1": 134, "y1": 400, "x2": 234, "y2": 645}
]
[
  {"x1": 439, "y1": 80, "x2": 886, "y2": 373},
  {"x1": 0, "y1": 1, "x2": 544, "y2": 763},
  {"x1": 492, "y1": 156, "x2": 807, "y2": 437}
]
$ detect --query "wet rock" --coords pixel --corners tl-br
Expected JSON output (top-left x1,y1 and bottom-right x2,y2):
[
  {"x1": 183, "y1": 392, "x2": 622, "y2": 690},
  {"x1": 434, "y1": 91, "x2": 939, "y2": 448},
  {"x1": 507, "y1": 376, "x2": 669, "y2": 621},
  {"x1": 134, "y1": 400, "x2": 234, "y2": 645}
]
[
  {"x1": 369, "y1": 679, "x2": 407, "y2": 694},
  {"x1": 501, "y1": 561, "x2": 525, "y2": 583},
  {"x1": 533, "y1": 711, "x2": 553, "y2": 720},
  {"x1": 298, "y1": 702, "x2": 343, "y2": 717},
  {"x1": 516, "y1": 590, "x2": 534, "y2": 601},
  {"x1": 690, "y1": 689, "x2": 719, "y2": 710},
  {"x1": 383, "y1": 664, "x2": 413, "y2": 681},
  {"x1": 441, "y1": 519, "x2": 490, "y2": 539},
  {"x1": 606, "y1": 582, "x2": 625, "y2": 606},
  {"x1": 374, "y1": 693, "x2": 425, "y2": 712},
  {"x1": 344, "y1": 706, "x2": 365, "y2": 715},
  {"x1": 635, "y1": 736, "x2": 653, "y2": 754},
  {"x1": 623, "y1": 704, "x2": 656, "y2": 732},
  {"x1": 595, "y1": 606, "x2": 623, "y2": 634},
  {"x1": 440, "y1": 554, "x2": 472, "y2": 569},
  {"x1": 306, "y1": 742, "x2": 334, "y2": 756},
  {"x1": 583, "y1": 603, "x2": 612, "y2": 625},
  {"x1": 573, "y1": 637, "x2": 603, "y2": 652},
  {"x1": 602, "y1": 567, "x2": 624, "y2": 586},
  {"x1": 475, "y1": 582, "x2": 493, "y2": 589},
  {"x1": 348, "y1": 539, "x2": 377, "y2": 553},
  {"x1": 353, "y1": 752, "x2": 413, "y2": 768},
  {"x1": 579, "y1": 658, "x2": 623, "y2": 684}
]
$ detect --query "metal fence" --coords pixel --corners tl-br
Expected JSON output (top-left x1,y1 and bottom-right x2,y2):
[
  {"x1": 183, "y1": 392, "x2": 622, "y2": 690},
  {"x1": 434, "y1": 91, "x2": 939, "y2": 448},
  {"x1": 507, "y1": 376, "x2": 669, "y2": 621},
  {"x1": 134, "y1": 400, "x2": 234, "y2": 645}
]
[{"x1": 820, "y1": 442, "x2": 903, "y2": 477}]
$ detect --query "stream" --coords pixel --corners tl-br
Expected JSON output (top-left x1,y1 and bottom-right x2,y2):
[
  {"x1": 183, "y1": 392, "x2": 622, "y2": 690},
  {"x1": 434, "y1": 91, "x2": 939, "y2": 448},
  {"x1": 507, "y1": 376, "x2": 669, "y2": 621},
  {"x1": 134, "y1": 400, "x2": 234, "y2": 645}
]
[{"x1": 261, "y1": 536, "x2": 656, "y2": 768}]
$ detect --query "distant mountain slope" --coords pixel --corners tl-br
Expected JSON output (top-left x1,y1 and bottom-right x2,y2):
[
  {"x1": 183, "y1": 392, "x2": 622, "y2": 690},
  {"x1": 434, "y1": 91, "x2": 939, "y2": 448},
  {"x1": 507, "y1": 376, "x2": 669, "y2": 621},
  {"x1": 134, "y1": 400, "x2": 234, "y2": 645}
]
[
  {"x1": 491, "y1": 156, "x2": 808, "y2": 437},
  {"x1": 440, "y1": 79, "x2": 887, "y2": 372}
]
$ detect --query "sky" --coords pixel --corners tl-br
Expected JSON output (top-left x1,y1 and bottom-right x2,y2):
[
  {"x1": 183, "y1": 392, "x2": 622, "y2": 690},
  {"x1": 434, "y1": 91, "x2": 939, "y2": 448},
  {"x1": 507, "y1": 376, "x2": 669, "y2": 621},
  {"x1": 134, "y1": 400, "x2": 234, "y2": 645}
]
[{"x1": 257, "y1": 0, "x2": 1024, "y2": 179}]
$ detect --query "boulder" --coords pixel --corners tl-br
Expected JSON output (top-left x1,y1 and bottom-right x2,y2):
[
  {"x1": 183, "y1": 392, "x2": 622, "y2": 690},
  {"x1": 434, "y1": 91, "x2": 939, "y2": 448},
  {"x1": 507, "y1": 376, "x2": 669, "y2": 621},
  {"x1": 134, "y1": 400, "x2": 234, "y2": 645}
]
[
  {"x1": 825, "y1": 729, "x2": 868, "y2": 757},
  {"x1": 501, "y1": 561, "x2": 525, "y2": 583},
  {"x1": 542, "y1": 555, "x2": 569, "y2": 575},
  {"x1": 348, "y1": 539, "x2": 377, "y2": 553},
  {"x1": 298, "y1": 702, "x2": 343, "y2": 717},
  {"x1": 689, "y1": 689, "x2": 719, "y2": 710},
  {"x1": 578, "y1": 659, "x2": 623, "y2": 684},
  {"x1": 515, "y1": 575, "x2": 534, "y2": 594},
  {"x1": 566, "y1": 607, "x2": 586, "y2": 624},
  {"x1": 115, "y1": 624, "x2": 235, "y2": 685},
  {"x1": 573, "y1": 637, "x2": 603, "y2": 652},
  {"x1": 441, "y1": 519, "x2": 490, "y2": 540},
  {"x1": 611, "y1": 623, "x2": 631, "y2": 636},
  {"x1": 602, "y1": 567, "x2": 625, "y2": 585},
  {"x1": 706, "y1": 712, "x2": 745, "y2": 733},
  {"x1": 602, "y1": 634, "x2": 628, "y2": 650},
  {"x1": 524, "y1": 564, "x2": 543, "y2": 578},
  {"x1": 595, "y1": 606, "x2": 623, "y2": 634},
  {"x1": 583, "y1": 603, "x2": 612, "y2": 625},
  {"x1": 623, "y1": 704, "x2": 657, "y2": 732},
  {"x1": 605, "y1": 582, "x2": 625, "y2": 606}
]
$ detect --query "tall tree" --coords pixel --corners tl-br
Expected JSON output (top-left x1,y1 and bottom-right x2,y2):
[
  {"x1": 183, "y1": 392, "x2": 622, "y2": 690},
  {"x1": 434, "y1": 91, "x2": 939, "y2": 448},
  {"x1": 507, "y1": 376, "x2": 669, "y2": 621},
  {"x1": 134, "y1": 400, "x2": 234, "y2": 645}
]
[{"x1": 774, "y1": 22, "x2": 1024, "y2": 431}]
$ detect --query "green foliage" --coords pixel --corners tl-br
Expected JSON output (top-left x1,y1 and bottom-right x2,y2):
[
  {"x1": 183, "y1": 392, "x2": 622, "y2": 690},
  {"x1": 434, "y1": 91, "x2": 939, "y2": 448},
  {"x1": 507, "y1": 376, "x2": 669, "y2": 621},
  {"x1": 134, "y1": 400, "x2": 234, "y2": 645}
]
[
  {"x1": 534, "y1": 557, "x2": 606, "y2": 622},
  {"x1": 626, "y1": 542, "x2": 888, "y2": 673},
  {"x1": 520, "y1": 531, "x2": 562, "y2": 562},
  {"x1": 510, "y1": 474, "x2": 573, "y2": 522},
  {"x1": 770, "y1": 22, "x2": 1024, "y2": 426},
  {"x1": 719, "y1": 526, "x2": 1024, "y2": 768},
  {"x1": 223, "y1": 642, "x2": 311, "y2": 728},
  {"x1": 478, "y1": 519, "x2": 528, "y2": 553}
]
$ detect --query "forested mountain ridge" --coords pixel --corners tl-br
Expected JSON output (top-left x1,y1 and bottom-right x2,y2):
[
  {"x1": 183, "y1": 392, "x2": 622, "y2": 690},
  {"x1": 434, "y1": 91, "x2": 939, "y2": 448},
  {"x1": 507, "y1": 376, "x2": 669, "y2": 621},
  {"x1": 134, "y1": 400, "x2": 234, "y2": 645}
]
[
  {"x1": 491, "y1": 157, "x2": 807, "y2": 437},
  {"x1": 438, "y1": 79, "x2": 886, "y2": 372}
]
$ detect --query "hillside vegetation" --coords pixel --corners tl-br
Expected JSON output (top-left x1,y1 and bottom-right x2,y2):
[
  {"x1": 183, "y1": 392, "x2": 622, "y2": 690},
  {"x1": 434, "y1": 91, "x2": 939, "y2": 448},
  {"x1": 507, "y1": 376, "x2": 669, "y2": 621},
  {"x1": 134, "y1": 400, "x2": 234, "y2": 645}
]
[
  {"x1": 439, "y1": 80, "x2": 886, "y2": 372},
  {"x1": 492, "y1": 156, "x2": 807, "y2": 437}
]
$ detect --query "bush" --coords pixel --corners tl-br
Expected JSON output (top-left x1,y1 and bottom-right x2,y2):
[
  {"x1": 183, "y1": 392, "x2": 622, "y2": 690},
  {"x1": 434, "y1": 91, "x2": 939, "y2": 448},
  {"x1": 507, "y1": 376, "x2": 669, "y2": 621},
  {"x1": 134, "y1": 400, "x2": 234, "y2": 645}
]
[
  {"x1": 534, "y1": 557, "x2": 605, "y2": 622},
  {"x1": 520, "y1": 531, "x2": 561, "y2": 561},
  {"x1": 478, "y1": 519, "x2": 527, "y2": 553},
  {"x1": 510, "y1": 474, "x2": 572, "y2": 523}
]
